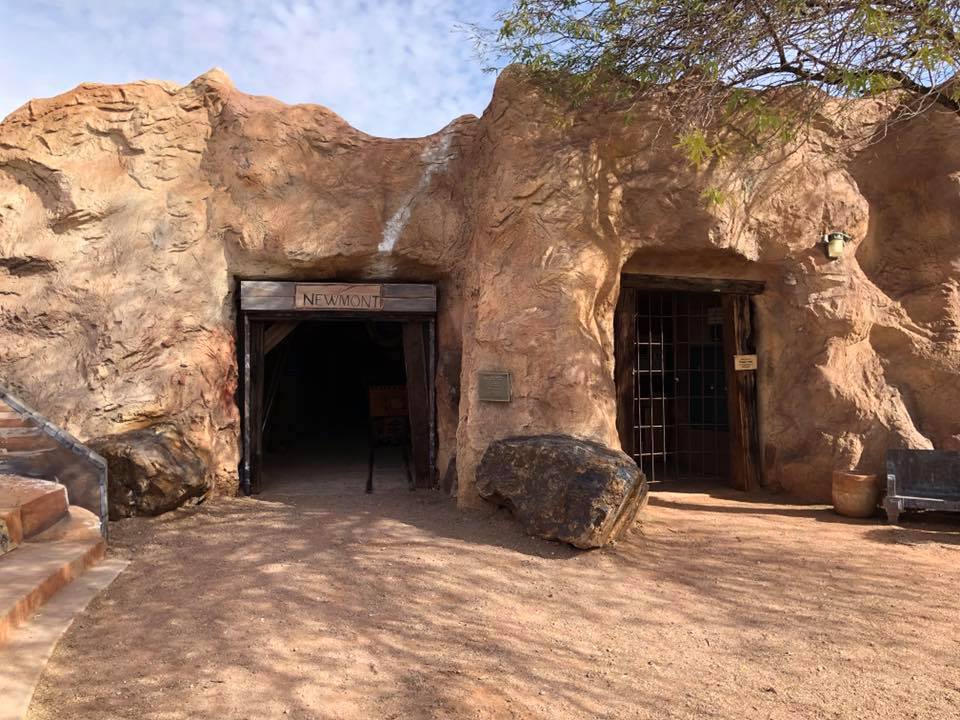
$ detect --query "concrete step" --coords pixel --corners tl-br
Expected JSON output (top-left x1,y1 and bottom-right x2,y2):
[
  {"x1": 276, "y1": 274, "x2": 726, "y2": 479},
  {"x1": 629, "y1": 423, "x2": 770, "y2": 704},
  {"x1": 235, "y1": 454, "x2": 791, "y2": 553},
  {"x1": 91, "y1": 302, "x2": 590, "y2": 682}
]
[
  {"x1": 0, "y1": 417, "x2": 31, "y2": 429},
  {"x1": 0, "y1": 477, "x2": 69, "y2": 551},
  {"x1": 0, "y1": 428, "x2": 59, "y2": 453},
  {"x1": 0, "y1": 507, "x2": 105, "y2": 646},
  {"x1": 0, "y1": 428, "x2": 41, "y2": 437},
  {"x1": 0, "y1": 449, "x2": 56, "y2": 460},
  {"x1": 0, "y1": 451, "x2": 58, "y2": 481},
  {"x1": 0, "y1": 557, "x2": 127, "y2": 720}
]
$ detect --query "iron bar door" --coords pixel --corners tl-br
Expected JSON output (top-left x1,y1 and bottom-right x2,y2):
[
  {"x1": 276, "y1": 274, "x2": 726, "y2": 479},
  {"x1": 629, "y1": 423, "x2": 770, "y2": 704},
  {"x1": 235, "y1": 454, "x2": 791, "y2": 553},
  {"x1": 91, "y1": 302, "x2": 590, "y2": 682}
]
[{"x1": 616, "y1": 288, "x2": 733, "y2": 485}]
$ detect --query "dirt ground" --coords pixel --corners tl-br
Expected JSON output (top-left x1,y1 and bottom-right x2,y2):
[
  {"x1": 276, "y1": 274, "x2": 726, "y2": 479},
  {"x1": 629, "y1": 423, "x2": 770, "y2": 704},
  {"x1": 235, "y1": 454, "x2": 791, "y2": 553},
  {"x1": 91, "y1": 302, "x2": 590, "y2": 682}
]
[{"x1": 27, "y1": 466, "x2": 960, "y2": 720}]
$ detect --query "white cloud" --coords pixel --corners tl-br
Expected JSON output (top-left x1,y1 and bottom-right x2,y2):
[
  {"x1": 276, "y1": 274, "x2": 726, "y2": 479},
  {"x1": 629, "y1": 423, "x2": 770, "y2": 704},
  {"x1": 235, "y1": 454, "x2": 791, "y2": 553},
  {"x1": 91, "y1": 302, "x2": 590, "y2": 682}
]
[{"x1": 0, "y1": 0, "x2": 508, "y2": 137}]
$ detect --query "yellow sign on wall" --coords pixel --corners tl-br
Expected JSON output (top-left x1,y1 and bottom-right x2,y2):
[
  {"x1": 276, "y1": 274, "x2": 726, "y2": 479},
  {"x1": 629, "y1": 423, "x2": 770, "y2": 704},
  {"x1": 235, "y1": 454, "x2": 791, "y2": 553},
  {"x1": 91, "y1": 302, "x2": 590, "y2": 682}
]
[{"x1": 734, "y1": 354, "x2": 758, "y2": 371}]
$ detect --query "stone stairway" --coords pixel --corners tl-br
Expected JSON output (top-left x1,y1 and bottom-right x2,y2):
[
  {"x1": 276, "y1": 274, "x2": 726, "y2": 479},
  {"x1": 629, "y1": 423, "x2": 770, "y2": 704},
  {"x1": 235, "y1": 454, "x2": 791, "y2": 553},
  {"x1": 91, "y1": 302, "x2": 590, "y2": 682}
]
[
  {"x1": 0, "y1": 389, "x2": 107, "y2": 529},
  {"x1": 0, "y1": 405, "x2": 60, "y2": 478},
  {"x1": 0, "y1": 477, "x2": 68, "y2": 554},
  {"x1": 0, "y1": 476, "x2": 106, "y2": 645},
  {"x1": 0, "y1": 389, "x2": 111, "y2": 650}
]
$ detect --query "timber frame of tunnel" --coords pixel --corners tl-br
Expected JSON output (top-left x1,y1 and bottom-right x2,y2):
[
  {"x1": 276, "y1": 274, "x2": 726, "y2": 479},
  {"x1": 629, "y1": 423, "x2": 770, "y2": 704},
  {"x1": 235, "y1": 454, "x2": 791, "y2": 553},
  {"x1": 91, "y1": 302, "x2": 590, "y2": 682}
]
[
  {"x1": 237, "y1": 280, "x2": 438, "y2": 495},
  {"x1": 615, "y1": 274, "x2": 764, "y2": 491}
]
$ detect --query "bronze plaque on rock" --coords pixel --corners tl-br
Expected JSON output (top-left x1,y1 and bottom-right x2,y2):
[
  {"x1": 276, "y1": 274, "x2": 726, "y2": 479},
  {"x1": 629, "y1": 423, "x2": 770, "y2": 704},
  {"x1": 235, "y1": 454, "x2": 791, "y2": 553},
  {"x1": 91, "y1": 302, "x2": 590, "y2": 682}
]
[{"x1": 478, "y1": 371, "x2": 512, "y2": 402}]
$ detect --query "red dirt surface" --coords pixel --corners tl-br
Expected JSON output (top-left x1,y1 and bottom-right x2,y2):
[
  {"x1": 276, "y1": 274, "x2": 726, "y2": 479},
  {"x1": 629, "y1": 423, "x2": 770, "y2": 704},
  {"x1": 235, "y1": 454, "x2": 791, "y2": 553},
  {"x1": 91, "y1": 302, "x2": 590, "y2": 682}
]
[{"x1": 27, "y1": 481, "x2": 960, "y2": 719}]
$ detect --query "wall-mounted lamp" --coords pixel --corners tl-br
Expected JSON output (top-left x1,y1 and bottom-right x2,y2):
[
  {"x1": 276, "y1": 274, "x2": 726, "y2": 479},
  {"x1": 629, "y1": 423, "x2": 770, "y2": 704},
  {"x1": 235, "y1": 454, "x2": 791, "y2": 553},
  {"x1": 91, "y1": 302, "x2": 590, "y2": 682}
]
[{"x1": 822, "y1": 231, "x2": 852, "y2": 260}]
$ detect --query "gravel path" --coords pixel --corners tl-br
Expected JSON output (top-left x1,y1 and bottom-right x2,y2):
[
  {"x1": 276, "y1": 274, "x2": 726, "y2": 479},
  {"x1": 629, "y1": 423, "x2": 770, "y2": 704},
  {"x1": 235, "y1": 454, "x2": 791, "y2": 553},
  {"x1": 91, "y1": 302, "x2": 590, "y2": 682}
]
[{"x1": 27, "y1": 479, "x2": 960, "y2": 720}]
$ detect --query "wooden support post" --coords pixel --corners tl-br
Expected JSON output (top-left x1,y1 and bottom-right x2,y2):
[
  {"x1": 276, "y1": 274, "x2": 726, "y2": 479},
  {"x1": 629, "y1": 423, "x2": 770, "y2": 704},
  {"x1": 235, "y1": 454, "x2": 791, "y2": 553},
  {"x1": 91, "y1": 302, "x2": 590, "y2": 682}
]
[
  {"x1": 614, "y1": 287, "x2": 637, "y2": 458},
  {"x1": 242, "y1": 315, "x2": 252, "y2": 495},
  {"x1": 722, "y1": 294, "x2": 761, "y2": 491},
  {"x1": 242, "y1": 317, "x2": 265, "y2": 495},
  {"x1": 402, "y1": 322, "x2": 432, "y2": 488}
]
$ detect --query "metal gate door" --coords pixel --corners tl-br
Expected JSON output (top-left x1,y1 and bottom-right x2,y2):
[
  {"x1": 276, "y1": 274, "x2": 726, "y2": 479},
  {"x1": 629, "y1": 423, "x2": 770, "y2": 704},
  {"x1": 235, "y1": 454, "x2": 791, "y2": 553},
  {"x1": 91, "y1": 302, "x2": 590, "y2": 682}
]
[{"x1": 618, "y1": 289, "x2": 731, "y2": 484}]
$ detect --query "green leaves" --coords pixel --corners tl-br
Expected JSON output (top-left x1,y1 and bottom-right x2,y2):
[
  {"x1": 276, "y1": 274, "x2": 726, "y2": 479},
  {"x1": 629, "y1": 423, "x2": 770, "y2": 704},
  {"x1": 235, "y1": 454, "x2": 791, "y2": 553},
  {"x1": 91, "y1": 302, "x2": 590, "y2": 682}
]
[
  {"x1": 700, "y1": 186, "x2": 727, "y2": 207},
  {"x1": 674, "y1": 130, "x2": 722, "y2": 168},
  {"x1": 859, "y1": 4, "x2": 896, "y2": 38},
  {"x1": 483, "y1": 0, "x2": 959, "y2": 168}
]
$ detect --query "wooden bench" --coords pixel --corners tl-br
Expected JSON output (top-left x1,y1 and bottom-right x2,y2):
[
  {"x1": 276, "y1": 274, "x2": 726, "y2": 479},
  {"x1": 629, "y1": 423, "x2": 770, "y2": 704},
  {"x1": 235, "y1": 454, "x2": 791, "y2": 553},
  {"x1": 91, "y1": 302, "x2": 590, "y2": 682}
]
[{"x1": 885, "y1": 449, "x2": 960, "y2": 523}]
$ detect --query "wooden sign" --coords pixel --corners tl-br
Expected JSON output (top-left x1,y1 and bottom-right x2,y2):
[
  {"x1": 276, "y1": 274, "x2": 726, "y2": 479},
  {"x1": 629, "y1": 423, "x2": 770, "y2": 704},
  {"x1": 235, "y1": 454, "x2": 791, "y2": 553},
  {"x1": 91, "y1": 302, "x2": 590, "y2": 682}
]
[
  {"x1": 734, "y1": 354, "x2": 758, "y2": 371},
  {"x1": 478, "y1": 371, "x2": 512, "y2": 402},
  {"x1": 240, "y1": 281, "x2": 437, "y2": 313},
  {"x1": 295, "y1": 284, "x2": 383, "y2": 311}
]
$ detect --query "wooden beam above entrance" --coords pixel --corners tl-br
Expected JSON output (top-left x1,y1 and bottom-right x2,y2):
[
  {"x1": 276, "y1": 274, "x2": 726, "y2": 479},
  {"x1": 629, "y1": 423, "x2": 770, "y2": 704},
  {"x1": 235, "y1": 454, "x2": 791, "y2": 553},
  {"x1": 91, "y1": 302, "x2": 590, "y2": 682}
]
[
  {"x1": 621, "y1": 274, "x2": 765, "y2": 295},
  {"x1": 240, "y1": 281, "x2": 437, "y2": 313}
]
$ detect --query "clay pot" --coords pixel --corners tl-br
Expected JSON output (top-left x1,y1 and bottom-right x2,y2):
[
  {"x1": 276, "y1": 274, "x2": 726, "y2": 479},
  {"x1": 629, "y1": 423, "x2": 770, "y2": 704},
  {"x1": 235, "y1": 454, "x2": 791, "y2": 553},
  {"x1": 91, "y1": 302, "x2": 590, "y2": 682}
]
[{"x1": 832, "y1": 471, "x2": 881, "y2": 518}]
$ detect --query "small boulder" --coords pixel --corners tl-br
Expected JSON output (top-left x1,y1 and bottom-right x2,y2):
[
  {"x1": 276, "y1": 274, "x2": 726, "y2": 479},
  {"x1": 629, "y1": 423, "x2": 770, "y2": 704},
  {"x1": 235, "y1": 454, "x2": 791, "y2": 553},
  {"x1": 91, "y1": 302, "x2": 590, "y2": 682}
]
[
  {"x1": 476, "y1": 434, "x2": 647, "y2": 549},
  {"x1": 89, "y1": 425, "x2": 211, "y2": 519}
]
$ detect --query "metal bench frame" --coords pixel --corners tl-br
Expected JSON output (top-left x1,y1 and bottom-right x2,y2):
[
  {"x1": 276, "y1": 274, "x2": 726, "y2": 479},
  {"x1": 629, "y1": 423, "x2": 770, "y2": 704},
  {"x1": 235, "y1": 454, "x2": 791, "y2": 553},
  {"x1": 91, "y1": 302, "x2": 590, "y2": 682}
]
[{"x1": 885, "y1": 449, "x2": 960, "y2": 524}]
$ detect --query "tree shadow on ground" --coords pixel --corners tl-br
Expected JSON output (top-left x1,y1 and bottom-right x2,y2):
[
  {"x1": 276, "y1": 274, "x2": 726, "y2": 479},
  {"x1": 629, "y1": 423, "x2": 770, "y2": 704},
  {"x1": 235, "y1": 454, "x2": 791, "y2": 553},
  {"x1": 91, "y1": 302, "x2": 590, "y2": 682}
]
[
  {"x1": 863, "y1": 511, "x2": 960, "y2": 546},
  {"x1": 24, "y1": 478, "x2": 960, "y2": 720},
  {"x1": 648, "y1": 489, "x2": 960, "y2": 543}
]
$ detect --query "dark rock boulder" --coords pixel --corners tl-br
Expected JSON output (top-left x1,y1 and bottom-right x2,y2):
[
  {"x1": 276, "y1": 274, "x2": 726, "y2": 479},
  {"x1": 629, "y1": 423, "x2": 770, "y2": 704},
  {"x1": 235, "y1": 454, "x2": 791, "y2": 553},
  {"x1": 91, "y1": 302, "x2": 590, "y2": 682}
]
[
  {"x1": 476, "y1": 434, "x2": 647, "y2": 549},
  {"x1": 88, "y1": 425, "x2": 211, "y2": 519}
]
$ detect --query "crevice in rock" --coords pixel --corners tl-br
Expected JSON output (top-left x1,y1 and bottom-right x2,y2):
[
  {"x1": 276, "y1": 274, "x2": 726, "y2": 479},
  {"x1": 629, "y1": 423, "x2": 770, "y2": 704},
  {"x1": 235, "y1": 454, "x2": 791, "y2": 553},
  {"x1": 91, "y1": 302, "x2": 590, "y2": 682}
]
[
  {"x1": 52, "y1": 209, "x2": 104, "y2": 234},
  {"x1": 851, "y1": 112, "x2": 960, "y2": 329},
  {"x1": 868, "y1": 323, "x2": 944, "y2": 449},
  {"x1": 0, "y1": 158, "x2": 74, "y2": 215},
  {"x1": 85, "y1": 123, "x2": 146, "y2": 156},
  {"x1": 0, "y1": 256, "x2": 57, "y2": 276}
]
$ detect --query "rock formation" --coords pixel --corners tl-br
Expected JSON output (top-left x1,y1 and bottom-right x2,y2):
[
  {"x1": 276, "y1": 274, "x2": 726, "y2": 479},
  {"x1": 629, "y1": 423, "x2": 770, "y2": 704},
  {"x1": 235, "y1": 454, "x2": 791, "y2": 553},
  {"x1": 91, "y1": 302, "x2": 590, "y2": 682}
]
[
  {"x1": 477, "y1": 435, "x2": 646, "y2": 548},
  {"x1": 0, "y1": 67, "x2": 958, "y2": 519},
  {"x1": 88, "y1": 425, "x2": 210, "y2": 519}
]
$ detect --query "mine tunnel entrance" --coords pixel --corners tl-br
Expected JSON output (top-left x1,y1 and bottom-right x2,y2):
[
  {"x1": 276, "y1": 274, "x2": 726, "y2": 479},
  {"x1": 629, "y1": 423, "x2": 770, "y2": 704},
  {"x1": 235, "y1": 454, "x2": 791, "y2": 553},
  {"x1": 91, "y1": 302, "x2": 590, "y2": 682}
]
[
  {"x1": 239, "y1": 281, "x2": 437, "y2": 496},
  {"x1": 615, "y1": 275, "x2": 763, "y2": 491}
]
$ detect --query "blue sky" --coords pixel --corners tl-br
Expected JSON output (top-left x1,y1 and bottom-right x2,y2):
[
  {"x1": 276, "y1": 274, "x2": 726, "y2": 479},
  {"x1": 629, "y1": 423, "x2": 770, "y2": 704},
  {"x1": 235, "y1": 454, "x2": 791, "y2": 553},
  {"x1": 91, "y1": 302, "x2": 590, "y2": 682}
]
[{"x1": 0, "y1": 0, "x2": 509, "y2": 137}]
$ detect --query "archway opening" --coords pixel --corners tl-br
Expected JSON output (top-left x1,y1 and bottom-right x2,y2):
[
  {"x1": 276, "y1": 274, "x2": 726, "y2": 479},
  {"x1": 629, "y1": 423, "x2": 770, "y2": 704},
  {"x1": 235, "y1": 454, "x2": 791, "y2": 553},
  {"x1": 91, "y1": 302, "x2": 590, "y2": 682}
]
[
  {"x1": 615, "y1": 274, "x2": 763, "y2": 491},
  {"x1": 238, "y1": 281, "x2": 437, "y2": 497},
  {"x1": 260, "y1": 321, "x2": 410, "y2": 494}
]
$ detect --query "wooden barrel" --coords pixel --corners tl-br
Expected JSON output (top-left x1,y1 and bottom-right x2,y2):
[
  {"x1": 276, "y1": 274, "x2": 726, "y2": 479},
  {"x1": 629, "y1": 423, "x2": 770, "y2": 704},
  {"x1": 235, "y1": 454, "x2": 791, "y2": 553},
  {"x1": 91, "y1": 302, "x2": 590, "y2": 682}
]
[{"x1": 832, "y1": 471, "x2": 880, "y2": 518}]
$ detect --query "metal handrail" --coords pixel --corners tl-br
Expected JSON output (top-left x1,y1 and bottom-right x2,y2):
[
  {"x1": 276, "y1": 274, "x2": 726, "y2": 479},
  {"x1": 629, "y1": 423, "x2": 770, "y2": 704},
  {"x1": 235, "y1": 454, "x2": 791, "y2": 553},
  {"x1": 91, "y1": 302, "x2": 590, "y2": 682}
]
[{"x1": 0, "y1": 384, "x2": 108, "y2": 536}]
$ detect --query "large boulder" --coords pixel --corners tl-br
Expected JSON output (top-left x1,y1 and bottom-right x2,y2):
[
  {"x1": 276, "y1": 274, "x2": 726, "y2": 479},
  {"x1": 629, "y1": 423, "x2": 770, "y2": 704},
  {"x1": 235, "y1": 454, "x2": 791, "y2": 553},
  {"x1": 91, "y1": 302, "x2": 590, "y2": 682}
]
[
  {"x1": 476, "y1": 435, "x2": 647, "y2": 549},
  {"x1": 89, "y1": 425, "x2": 211, "y2": 519}
]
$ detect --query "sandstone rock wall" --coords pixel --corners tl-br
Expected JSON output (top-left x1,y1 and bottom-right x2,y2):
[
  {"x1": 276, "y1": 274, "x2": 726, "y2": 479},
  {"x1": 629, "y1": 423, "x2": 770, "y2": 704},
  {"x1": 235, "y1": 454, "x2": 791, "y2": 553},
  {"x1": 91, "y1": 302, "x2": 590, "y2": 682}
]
[{"x1": 1, "y1": 68, "x2": 957, "y2": 509}]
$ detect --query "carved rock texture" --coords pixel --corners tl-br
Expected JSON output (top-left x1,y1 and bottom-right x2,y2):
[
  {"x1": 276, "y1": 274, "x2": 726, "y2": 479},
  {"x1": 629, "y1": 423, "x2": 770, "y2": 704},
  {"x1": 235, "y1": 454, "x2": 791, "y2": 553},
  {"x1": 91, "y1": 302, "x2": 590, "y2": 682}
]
[
  {"x1": 1, "y1": 67, "x2": 958, "y2": 511},
  {"x1": 0, "y1": 518, "x2": 12, "y2": 555},
  {"x1": 476, "y1": 435, "x2": 647, "y2": 548},
  {"x1": 88, "y1": 425, "x2": 210, "y2": 519}
]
